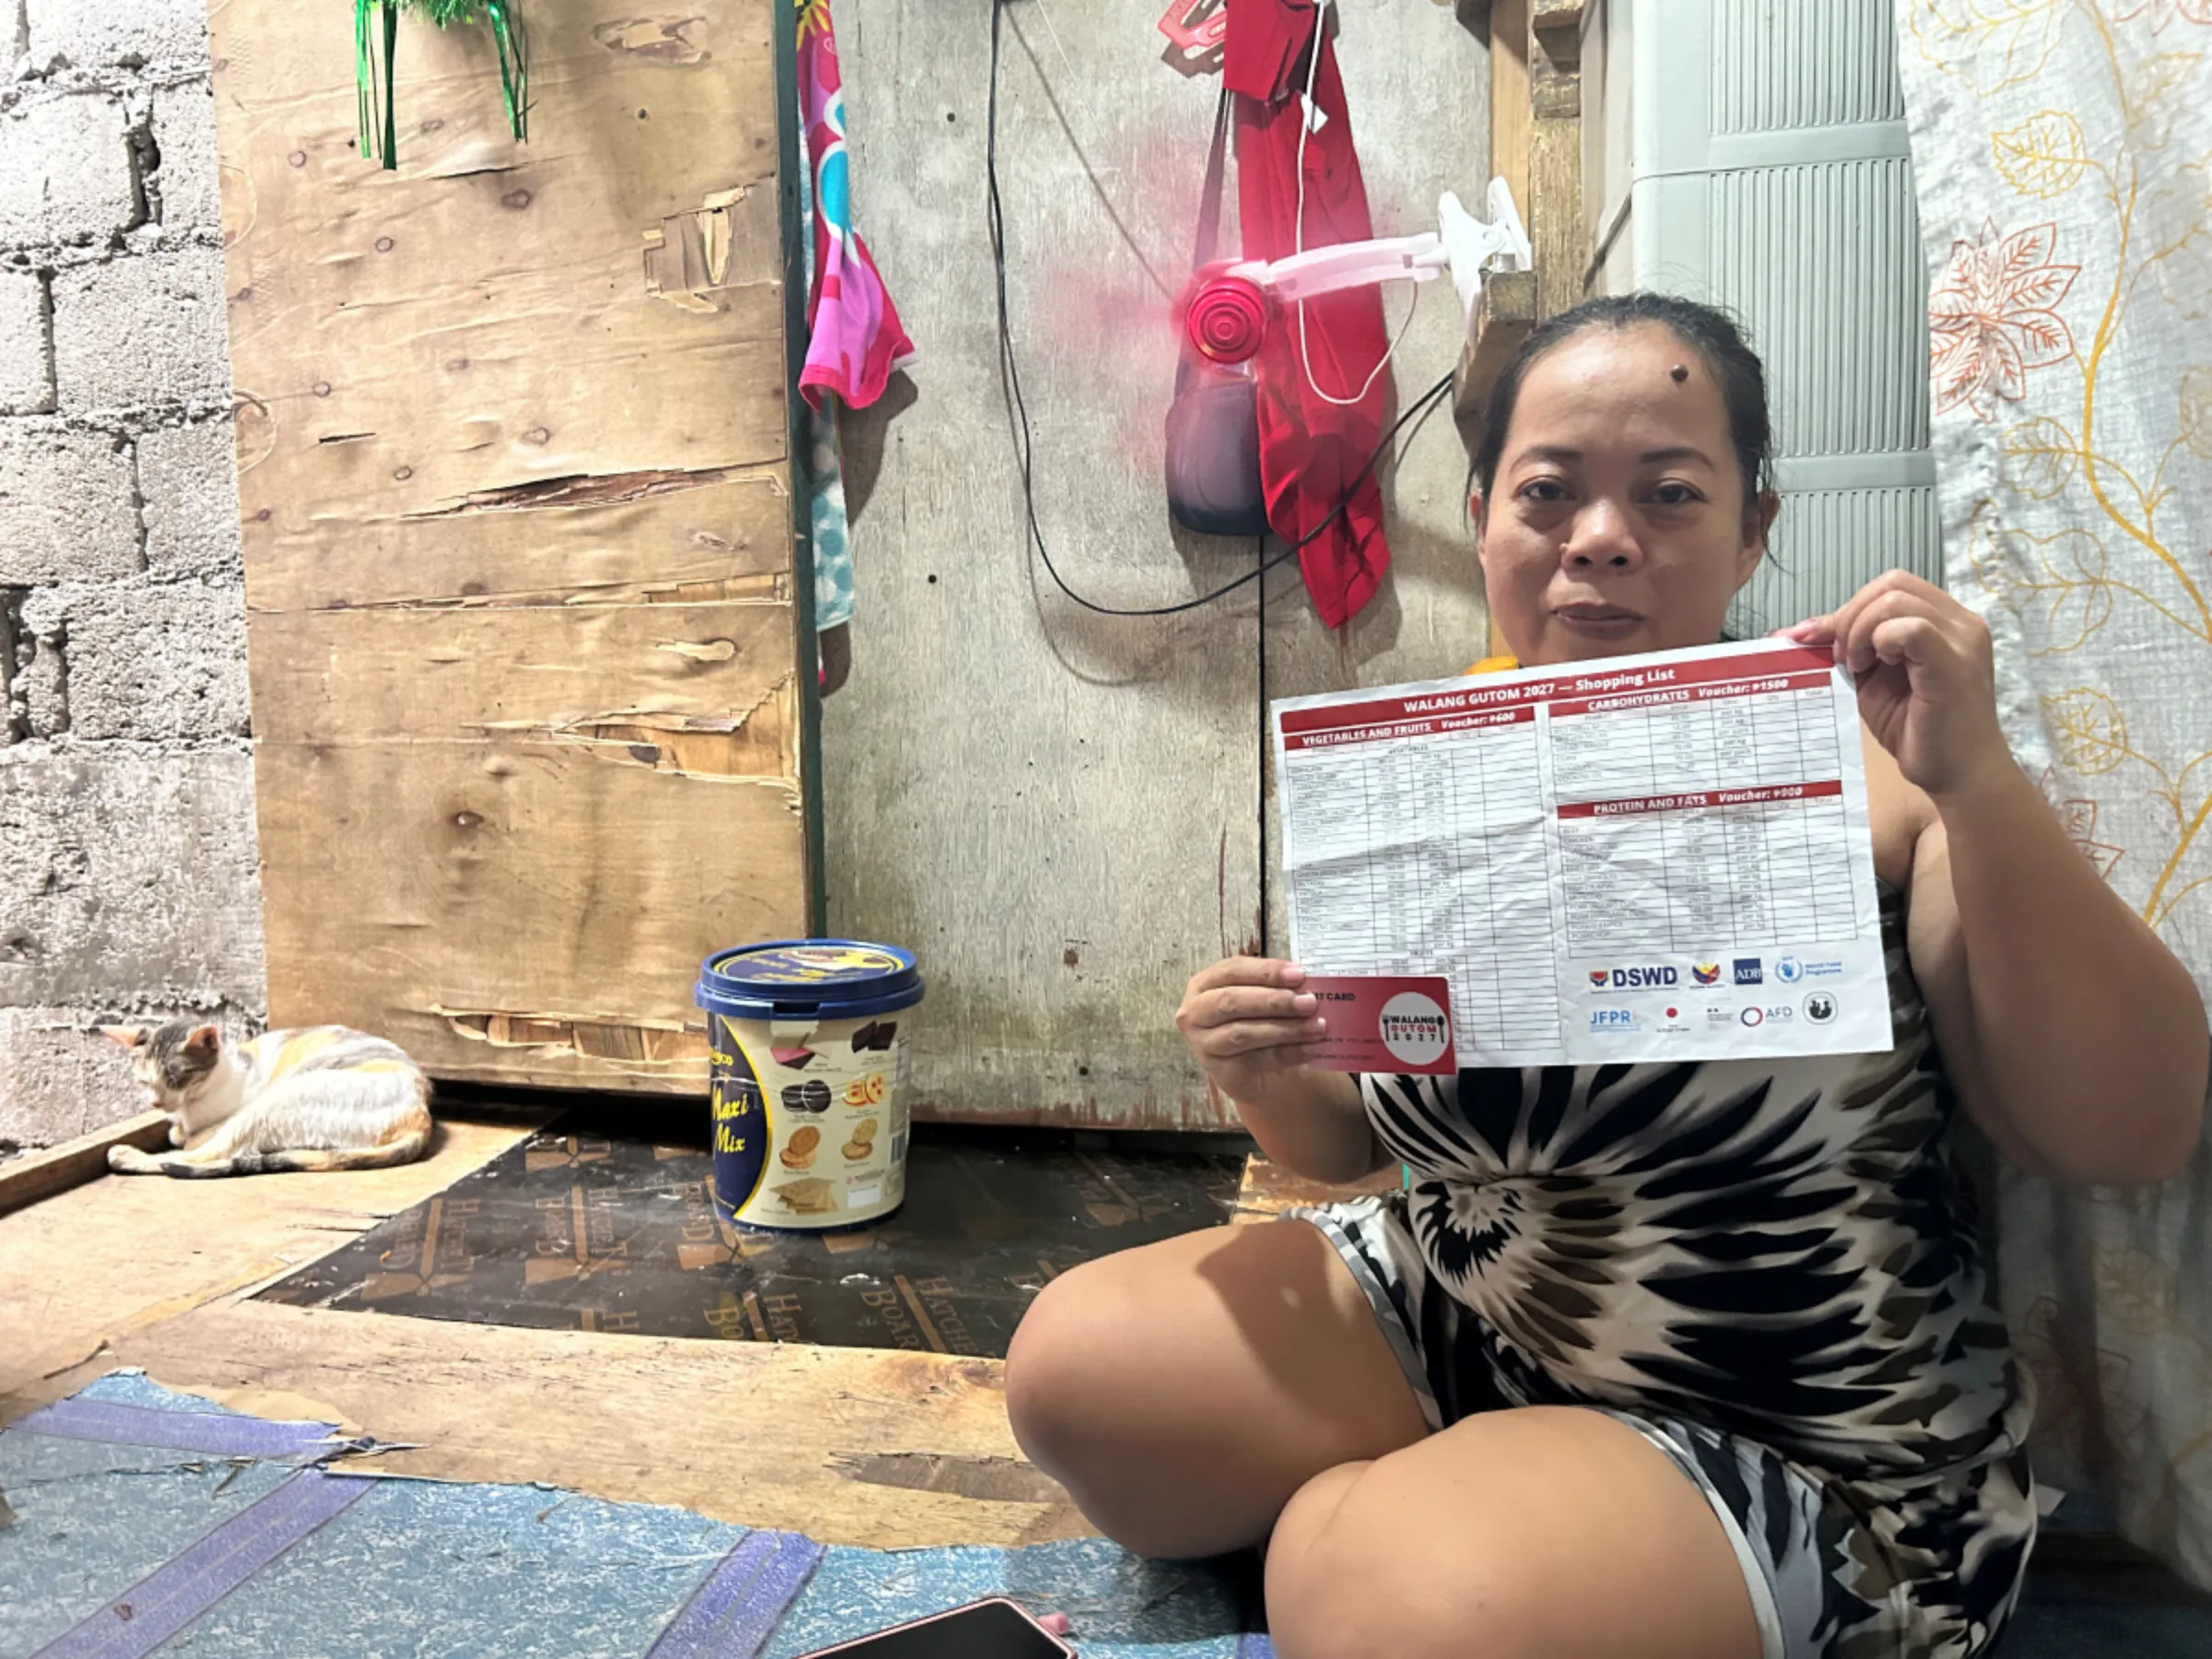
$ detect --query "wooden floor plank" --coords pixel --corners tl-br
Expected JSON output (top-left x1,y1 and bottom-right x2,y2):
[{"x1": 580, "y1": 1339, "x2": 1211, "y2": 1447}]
[
  {"x1": 1232, "y1": 1154, "x2": 1400, "y2": 1223},
  {"x1": 0, "y1": 1116, "x2": 541, "y2": 1397},
  {"x1": 0, "y1": 1108, "x2": 1088, "y2": 1551},
  {"x1": 79, "y1": 1301, "x2": 1085, "y2": 1550},
  {"x1": 0, "y1": 1110, "x2": 171, "y2": 1219}
]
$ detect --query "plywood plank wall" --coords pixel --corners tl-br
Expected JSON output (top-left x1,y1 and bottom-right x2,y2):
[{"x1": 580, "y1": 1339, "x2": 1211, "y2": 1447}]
[
  {"x1": 211, "y1": 1, "x2": 811, "y2": 1092},
  {"x1": 828, "y1": 1, "x2": 1491, "y2": 1128}
]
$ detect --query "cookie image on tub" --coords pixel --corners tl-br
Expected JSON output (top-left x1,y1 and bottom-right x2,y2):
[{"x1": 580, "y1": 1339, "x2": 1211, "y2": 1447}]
[
  {"x1": 781, "y1": 1124, "x2": 822, "y2": 1171},
  {"x1": 780, "y1": 1079, "x2": 833, "y2": 1114},
  {"x1": 842, "y1": 1117, "x2": 879, "y2": 1161},
  {"x1": 772, "y1": 1175, "x2": 836, "y2": 1214}
]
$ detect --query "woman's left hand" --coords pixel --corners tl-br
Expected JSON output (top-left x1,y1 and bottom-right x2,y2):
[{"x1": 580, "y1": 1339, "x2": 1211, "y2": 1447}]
[{"x1": 1780, "y1": 571, "x2": 2013, "y2": 799}]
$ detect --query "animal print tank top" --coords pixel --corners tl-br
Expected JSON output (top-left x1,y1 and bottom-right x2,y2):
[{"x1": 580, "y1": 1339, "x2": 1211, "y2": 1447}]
[{"x1": 1359, "y1": 884, "x2": 2026, "y2": 1479}]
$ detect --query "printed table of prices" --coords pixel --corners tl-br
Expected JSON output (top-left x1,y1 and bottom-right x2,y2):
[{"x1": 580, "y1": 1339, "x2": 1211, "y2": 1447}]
[{"x1": 1272, "y1": 640, "x2": 1892, "y2": 1066}]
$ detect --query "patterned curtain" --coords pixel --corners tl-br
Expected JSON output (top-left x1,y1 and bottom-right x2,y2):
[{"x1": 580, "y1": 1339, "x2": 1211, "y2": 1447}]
[{"x1": 1898, "y1": 0, "x2": 2212, "y2": 1589}]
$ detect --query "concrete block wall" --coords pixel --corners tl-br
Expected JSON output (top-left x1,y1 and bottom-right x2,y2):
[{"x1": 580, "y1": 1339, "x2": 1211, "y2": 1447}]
[{"x1": 0, "y1": 0, "x2": 264, "y2": 1151}]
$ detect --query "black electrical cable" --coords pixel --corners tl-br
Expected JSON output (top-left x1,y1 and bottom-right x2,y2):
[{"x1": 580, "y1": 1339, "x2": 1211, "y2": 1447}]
[{"x1": 985, "y1": 0, "x2": 1454, "y2": 619}]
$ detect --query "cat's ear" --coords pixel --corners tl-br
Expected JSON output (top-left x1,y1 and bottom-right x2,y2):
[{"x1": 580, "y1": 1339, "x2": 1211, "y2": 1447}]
[
  {"x1": 100, "y1": 1025, "x2": 146, "y2": 1051},
  {"x1": 184, "y1": 1024, "x2": 222, "y2": 1055}
]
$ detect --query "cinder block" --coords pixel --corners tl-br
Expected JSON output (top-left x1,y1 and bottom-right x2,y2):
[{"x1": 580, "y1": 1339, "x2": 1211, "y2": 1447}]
[
  {"x1": 0, "y1": 424, "x2": 139, "y2": 585},
  {"x1": 25, "y1": 0, "x2": 211, "y2": 69},
  {"x1": 52, "y1": 247, "x2": 231, "y2": 412},
  {"x1": 0, "y1": 1006, "x2": 140, "y2": 1146},
  {"x1": 138, "y1": 418, "x2": 241, "y2": 579},
  {"x1": 0, "y1": 745, "x2": 265, "y2": 1011},
  {"x1": 25, "y1": 581, "x2": 251, "y2": 742},
  {"x1": 149, "y1": 82, "x2": 223, "y2": 235},
  {"x1": 0, "y1": 93, "x2": 135, "y2": 250},
  {"x1": 0, "y1": 270, "x2": 54, "y2": 414}
]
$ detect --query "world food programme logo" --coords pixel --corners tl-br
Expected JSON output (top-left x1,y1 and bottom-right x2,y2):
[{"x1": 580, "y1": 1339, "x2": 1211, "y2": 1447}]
[
  {"x1": 1776, "y1": 958, "x2": 1806, "y2": 983},
  {"x1": 1379, "y1": 992, "x2": 1451, "y2": 1067}
]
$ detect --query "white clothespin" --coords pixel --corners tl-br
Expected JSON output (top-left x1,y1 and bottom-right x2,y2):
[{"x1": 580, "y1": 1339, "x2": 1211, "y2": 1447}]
[{"x1": 1439, "y1": 179, "x2": 1534, "y2": 326}]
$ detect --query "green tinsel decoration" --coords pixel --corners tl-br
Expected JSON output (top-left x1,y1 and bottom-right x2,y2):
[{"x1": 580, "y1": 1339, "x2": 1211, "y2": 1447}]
[{"x1": 356, "y1": 1, "x2": 529, "y2": 171}]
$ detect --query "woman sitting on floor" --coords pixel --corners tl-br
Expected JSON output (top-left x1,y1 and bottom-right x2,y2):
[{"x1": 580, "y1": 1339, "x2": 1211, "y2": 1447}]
[{"x1": 1004, "y1": 293, "x2": 2209, "y2": 1659}]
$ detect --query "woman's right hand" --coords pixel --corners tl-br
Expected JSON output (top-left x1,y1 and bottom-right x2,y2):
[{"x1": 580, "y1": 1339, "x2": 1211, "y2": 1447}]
[{"x1": 1174, "y1": 957, "x2": 1327, "y2": 1106}]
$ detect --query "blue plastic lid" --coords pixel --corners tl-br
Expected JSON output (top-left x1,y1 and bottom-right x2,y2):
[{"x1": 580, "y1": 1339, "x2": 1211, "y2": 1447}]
[{"x1": 696, "y1": 938, "x2": 924, "y2": 1020}]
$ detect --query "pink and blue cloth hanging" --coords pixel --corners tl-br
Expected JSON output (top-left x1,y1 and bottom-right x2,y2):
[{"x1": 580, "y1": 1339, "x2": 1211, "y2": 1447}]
[{"x1": 795, "y1": 0, "x2": 915, "y2": 411}]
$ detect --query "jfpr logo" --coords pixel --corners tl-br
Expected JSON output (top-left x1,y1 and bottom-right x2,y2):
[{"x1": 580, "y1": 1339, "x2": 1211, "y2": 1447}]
[{"x1": 1379, "y1": 992, "x2": 1452, "y2": 1066}]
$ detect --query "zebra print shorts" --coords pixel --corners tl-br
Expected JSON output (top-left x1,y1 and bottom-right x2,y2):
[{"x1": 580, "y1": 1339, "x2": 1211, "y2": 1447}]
[{"x1": 1300, "y1": 1196, "x2": 2036, "y2": 1659}]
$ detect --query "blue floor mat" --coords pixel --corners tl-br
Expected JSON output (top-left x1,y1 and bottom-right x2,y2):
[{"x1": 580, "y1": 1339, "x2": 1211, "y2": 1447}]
[
  {"x1": 4, "y1": 1373, "x2": 2206, "y2": 1657},
  {"x1": 0, "y1": 1375, "x2": 1260, "y2": 1659}
]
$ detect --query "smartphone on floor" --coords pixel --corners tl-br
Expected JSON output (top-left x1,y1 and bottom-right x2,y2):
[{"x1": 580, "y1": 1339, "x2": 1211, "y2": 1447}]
[{"x1": 792, "y1": 1596, "x2": 1077, "y2": 1657}]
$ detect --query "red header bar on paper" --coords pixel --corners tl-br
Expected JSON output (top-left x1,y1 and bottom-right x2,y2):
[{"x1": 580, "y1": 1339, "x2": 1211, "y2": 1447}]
[
  {"x1": 1548, "y1": 668, "x2": 1833, "y2": 719},
  {"x1": 1279, "y1": 680, "x2": 1553, "y2": 739},
  {"x1": 1555, "y1": 778, "x2": 1844, "y2": 819},
  {"x1": 1282, "y1": 704, "x2": 1535, "y2": 753},
  {"x1": 1277, "y1": 643, "x2": 1834, "y2": 741}
]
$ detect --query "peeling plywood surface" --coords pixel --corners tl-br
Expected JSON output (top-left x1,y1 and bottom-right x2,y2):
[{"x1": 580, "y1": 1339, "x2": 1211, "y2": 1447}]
[
  {"x1": 253, "y1": 740, "x2": 803, "y2": 1089},
  {"x1": 213, "y1": 1, "x2": 806, "y2": 1091}
]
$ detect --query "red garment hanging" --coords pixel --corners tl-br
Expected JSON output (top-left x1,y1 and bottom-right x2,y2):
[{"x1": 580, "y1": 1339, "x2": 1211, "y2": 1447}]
[{"x1": 1227, "y1": 0, "x2": 1391, "y2": 629}]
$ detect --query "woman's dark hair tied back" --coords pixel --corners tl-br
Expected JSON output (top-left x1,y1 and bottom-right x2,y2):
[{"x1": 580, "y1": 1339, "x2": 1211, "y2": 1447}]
[{"x1": 1468, "y1": 293, "x2": 1775, "y2": 508}]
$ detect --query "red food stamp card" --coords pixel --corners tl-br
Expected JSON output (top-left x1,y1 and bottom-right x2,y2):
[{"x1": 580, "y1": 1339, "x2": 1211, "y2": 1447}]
[{"x1": 1301, "y1": 975, "x2": 1457, "y2": 1074}]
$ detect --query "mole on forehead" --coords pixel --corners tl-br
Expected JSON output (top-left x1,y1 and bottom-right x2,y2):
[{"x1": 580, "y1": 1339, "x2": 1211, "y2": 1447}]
[{"x1": 1671, "y1": 363, "x2": 1690, "y2": 382}]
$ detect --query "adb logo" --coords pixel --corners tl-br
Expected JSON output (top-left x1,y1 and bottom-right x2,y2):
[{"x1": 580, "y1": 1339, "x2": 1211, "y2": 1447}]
[
  {"x1": 1734, "y1": 959, "x2": 1763, "y2": 985},
  {"x1": 1378, "y1": 992, "x2": 1452, "y2": 1067}
]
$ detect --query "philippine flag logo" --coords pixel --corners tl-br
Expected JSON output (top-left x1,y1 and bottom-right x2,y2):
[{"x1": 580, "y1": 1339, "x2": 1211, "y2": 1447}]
[{"x1": 1691, "y1": 962, "x2": 1721, "y2": 985}]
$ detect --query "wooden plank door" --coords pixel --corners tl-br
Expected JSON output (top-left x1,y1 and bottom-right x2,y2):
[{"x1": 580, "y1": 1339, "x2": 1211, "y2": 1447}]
[{"x1": 210, "y1": 2, "x2": 815, "y2": 1093}]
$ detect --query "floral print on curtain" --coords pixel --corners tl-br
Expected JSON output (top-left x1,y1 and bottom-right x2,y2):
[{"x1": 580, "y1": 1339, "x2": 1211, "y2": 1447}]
[{"x1": 1900, "y1": 0, "x2": 2212, "y2": 1591}]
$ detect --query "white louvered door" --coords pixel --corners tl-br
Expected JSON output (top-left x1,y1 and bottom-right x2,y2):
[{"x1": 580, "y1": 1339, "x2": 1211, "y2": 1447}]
[{"x1": 1583, "y1": 0, "x2": 1938, "y2": 632}]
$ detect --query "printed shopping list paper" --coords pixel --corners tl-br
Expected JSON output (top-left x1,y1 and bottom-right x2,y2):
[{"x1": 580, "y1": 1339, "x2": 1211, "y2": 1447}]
[{"x1": 1272, "y1": 640, "x2": 1892, "y2": 1067}]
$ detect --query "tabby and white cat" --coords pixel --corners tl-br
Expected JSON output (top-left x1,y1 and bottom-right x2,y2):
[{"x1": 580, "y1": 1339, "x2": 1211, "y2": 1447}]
[{"x1": 103, "y1": 1021, "x2": 433, "y2": 1178}]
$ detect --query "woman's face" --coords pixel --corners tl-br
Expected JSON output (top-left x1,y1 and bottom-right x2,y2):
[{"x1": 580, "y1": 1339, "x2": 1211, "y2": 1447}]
[{"x1": 1475, "y1": 323, "x2": 1772, "y2": 666}]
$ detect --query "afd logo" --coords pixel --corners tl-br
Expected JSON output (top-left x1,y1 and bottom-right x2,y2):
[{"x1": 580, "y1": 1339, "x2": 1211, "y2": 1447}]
[
  {"x1": 1591, "y1": 965, "x2": 1678, "y2": 991},
  {"x1": 1589, "y1": 1008, "x2": 1639, "y2": 1032},
  {"x1": 1733, "y1": 958, "x2": 1763, "y2": 985}
]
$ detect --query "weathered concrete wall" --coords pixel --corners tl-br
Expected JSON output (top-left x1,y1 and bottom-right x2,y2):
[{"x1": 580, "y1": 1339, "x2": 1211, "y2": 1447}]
[{"x1": 0, "y1": 0, "x2": 262, "y2": 1149}]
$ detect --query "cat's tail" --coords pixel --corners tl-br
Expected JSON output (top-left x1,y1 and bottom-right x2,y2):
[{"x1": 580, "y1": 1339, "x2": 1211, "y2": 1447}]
[{"x1": 108, "y1": 1126, "x2": 433, "y2": 1178}]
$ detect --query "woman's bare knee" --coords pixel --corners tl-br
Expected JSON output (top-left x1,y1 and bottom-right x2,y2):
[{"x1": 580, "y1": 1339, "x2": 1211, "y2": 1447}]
[
  {"x1": 1002, "y1": 1260, "x2": 1114, "y2": 1477},
  {"x1": 1265, "y1": 1409, "x2": 1764, "y2": 1659},
  {"x1": 1003, "y1": 1224, "x2": 1427, "y2": 1562}
]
